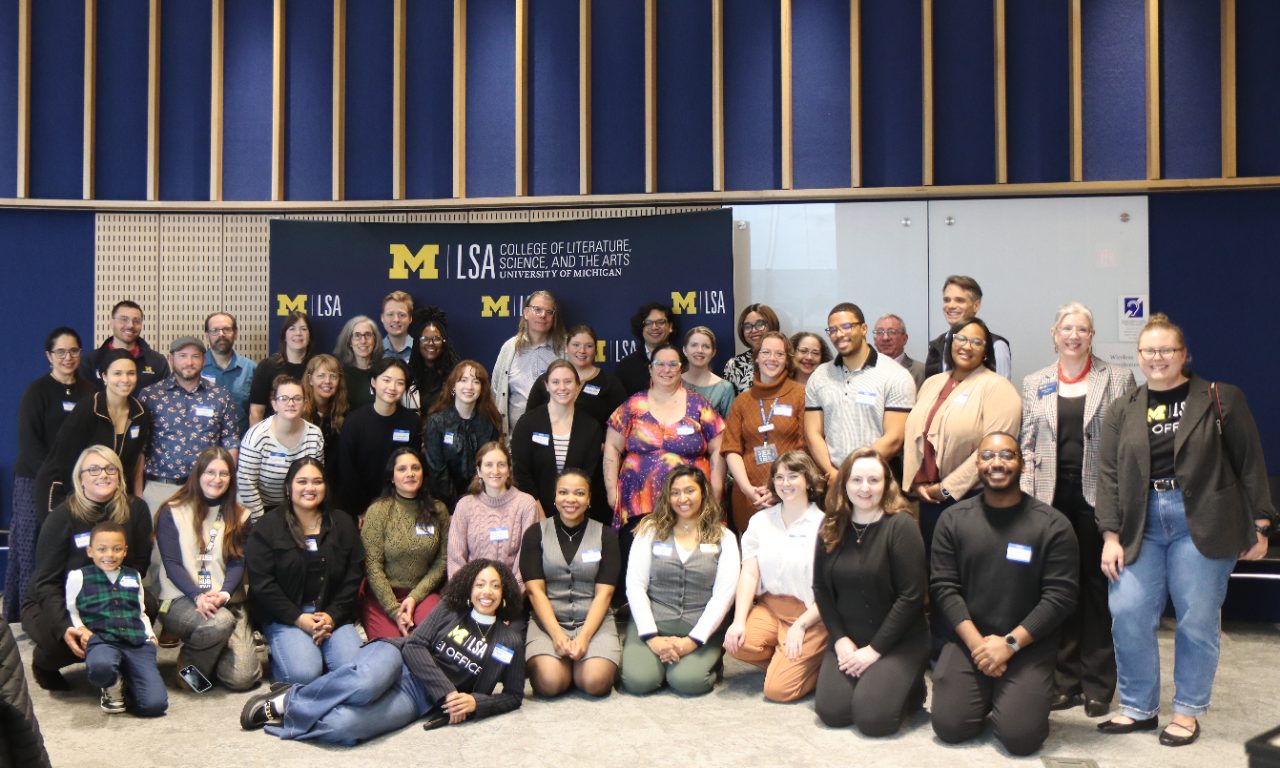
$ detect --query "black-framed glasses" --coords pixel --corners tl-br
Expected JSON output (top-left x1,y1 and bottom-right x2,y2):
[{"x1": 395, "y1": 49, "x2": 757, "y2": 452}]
[
  {"x1": 741, "y1": 320, "x2": 770, "y2": 332},
  {"x1": 952, "y1": 334, "x2": 986, "y2": 349},
  {"x1": 825, "y1": 322, "x2": 863, "y2": 336},
  {"x1": 641, "y1": 319, "x2": 669, "y2": 329},
  {"x1": 420, "y1": 336, "x2": 446, "y2": 346},
  {"x1": 1137, "y1": 347, "x2": 1183, "y2": 360},
  {"x1": 978, "y1": 449, "x2": 1017, "y2": 461},
  {"x1": 275, "y1": 395, "x2": 305, "y2": 405},
  {"x1": 51, "y1": 348, "x2": 82, "y2": 359},
  {"x1": 81, "y1": 464, "x2": 120, "y2": 477}
]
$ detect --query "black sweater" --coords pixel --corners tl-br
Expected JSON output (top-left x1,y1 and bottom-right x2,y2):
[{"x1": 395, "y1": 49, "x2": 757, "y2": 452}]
[
  {"x1": 813, "y1": 511, "x2": 928, "y2": 654},
  {"x1": 244, "y1": 505, "x2": 364, "y2": 629},
  {"x1": 14, "y1": 374, "x2": 97, "y2": 478},
  {"x1": 423, "y1": 405, "x2": 501, "y2": 509},
  {"x1": 526, "y1": 369, "x2": 629, "y2": 430},
  {"x1": 510, "y1": 406, "x2": 606, "y2": 520},
  {"x1": 25, "y1": 497, "x2": 153, "y2": 636},
  {"x1": 33, "y1": 392, "x2": 151, "y2": 516},
  {"x1": 337, "y1": 405, "x2": 421, "y2": 516},
  {"x1": 930, "y1": 495, "x2": 1079, "y2": 642}
]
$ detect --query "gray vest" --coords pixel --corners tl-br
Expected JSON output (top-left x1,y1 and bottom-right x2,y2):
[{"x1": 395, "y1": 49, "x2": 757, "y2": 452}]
[
  {"x1": 540, "y1": 517, "x2": 605, "y2": 630},
  {"x1": 647, "y1": 535, "x2": 721, "y2": 626}
]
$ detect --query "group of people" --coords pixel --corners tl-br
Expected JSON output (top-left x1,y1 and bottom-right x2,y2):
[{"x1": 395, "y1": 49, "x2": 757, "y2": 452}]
[{"x1": 7, "y1": 276, "x2": 1272, "y2": 754}]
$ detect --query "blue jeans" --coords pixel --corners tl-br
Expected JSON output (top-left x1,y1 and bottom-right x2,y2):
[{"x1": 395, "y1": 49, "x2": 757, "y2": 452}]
[
  {"x1": 265, "y1": 641, "x2": 432, "y2": 745},
  {"x1": 85, "y1": 637, "x2": 168, "y2": 717},
  {"x1": 261, "y1": 622, "x2": 362, "y2": 685},
  {"x1": 1108, "y1": 490, "x2": 1237, "y2": 719}
]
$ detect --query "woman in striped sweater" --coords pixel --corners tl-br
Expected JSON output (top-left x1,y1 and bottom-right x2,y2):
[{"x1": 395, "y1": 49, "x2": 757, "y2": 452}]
[{"x1": 236, "y1": 376, "x2": 325, "y2": 521}]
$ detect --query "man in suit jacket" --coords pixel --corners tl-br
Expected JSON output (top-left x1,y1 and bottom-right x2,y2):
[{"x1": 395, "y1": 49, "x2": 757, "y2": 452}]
[{"x1": 873, "y1": 313, "x2": 926, "y2": 391}]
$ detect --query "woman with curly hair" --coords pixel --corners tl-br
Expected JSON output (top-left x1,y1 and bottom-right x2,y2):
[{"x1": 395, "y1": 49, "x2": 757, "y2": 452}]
[
  {"x1": 241, "y1": 558, "x2": 526, "y2": 745},
  {"x1": 405, "y1": 306, "x2": 461, "y2": 413}
]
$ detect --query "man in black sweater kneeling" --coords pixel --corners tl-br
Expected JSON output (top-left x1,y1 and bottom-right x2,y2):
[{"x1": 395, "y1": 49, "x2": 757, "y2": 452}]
[{"x1": 929, "y1": 431, "x2": 1079, "y2": 756}]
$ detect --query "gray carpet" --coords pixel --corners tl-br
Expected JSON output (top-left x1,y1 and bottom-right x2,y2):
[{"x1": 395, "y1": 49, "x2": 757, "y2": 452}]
[{"x1": 17, "y1": 620, "x2": 1278, "y2": 768}]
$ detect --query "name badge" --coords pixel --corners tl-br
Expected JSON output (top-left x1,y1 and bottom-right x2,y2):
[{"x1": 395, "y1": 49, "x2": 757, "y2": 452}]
[
  {"x1": 753, "y1": 444, "x2": 778, "y2": 465},
  {"x1": 1037, "y1": 381, "x2": 1058, "y2": 399},
  {"x1": 268, "y1": 451, "x2": 289, "y2": 465},
  {"x1": 443, "y1": 431, "x2": 455, "y2": 445},
  {"x1": 489, "y1": 527, "x2": 510, "y2": 542},
  {"x1": 532, "y1": 432, "x2": 551, "y2": 446},
  {"x1": 579, "y1": 548, "x2": 602, "y2": 564},
  {"x1": 392, "y1": 429, "x2": 411, "y2": 443},
  {"x1": 129, "y1": 425, "x2": 141, "y2": 439},
  {"x1": 194, "y1": 406, "x2": 215, "y2": 418},
  {"x1": 675, "y1": 424, "x2": 696, "y2": 436},
  {"x1": 652, "y1": 542, "x2": 673, "y2": 557},
  {"x1": 201, "y1": 374, "x2": 217, "y2": 385},
  {"x1": 855, "y1": 390, "x2": 877, "y2": 406},
  {"x1": 197, "y1": 569, "x2": 213, "y2": 591},
  {"x1": 62, "y1": 400, "x2": 76, "y2": 412},
  {"x1": 74, "y1": 532, "x2": 91, "y2": 549},
  {"x1": 305, "y1": 537, "x2": 319, "y2": 552},
  {"x1": 1006, "y1": 543, "x2": 1033, "y2": 564},
  {"x1": 699, "y1": 543, "x2": 719, "y2": 554},
  {"x1": 772, "y1": 403, "x2": 793, "y2": 417},
  {"x1": 491, "y1": 643, "x2": 515, "y2": 665},
  {"x1": 118, "y1": 575, "x2": 140, "y2": 589},
  {"x1": 582, "y1": 384, "x2": 601, "y2": 396},
  {"x1": 757, "y1": 422, "x2": 775, "y2": 433},
  {"x1": 954, "y1": 392, "x2": 971, "y2": 406},
  {"x1": 416, "y1": 523, "x2": 436, "y2": 536}
]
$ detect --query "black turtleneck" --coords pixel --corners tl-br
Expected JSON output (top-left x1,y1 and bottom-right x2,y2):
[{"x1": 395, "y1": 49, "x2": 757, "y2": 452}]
[{"x1": 519, "y1": 518, "x2": 621, "y2": 585}]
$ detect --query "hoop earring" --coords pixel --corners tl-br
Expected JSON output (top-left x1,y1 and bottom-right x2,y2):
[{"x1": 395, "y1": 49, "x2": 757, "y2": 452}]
[{"x1": 501, "y1": 598, "x2": 507, "y2": 609}]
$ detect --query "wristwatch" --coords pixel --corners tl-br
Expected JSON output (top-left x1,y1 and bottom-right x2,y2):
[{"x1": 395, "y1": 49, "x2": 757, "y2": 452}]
[
  {"x1": 1004, "y1": 634, "x2": 1021, "y2": 653},
  {"x1": 1257, "y1": 523, "x2": 1273, "y2": 537},
  {"x1": 939, "y1": 486, "x2": 953, "y2": 501}
]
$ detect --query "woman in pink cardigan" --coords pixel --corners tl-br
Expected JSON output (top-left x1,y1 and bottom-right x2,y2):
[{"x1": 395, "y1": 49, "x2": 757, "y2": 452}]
[{"x1": 447, "y1": 441, "x2": 540, "y2": 589}]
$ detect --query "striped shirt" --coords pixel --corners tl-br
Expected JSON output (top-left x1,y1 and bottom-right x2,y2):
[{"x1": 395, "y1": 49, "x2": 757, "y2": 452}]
[
  {"x1": 236, "y1": 416, "x2": 325, "y2": 519},
  {"x1": 552, "y1": 433, "x2": 570, "y2": 472},
  {"x1": 804, "y1": 348, "x2": 916, "y2": 468}
]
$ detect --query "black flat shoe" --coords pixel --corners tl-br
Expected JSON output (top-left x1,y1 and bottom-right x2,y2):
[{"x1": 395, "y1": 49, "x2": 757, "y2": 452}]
[
  {"x1": 1159, "y1": 720, "x2": 1200, "y2": 747},
  {"x1": 1084, "y1": 698, "x2": 1111, "y2": 718},
  {"x1": 1050, "y1": 692, "x2": 1083, "y2": 711},
  {"x1": 1097, "y1": 716, "x2": 1159, "y2": 734},
  {"x1": 239, "y1": 689, "x2": 284, "y2": 730}
]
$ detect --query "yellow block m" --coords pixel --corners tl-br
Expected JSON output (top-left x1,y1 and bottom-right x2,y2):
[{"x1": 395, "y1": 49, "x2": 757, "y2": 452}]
[
  {"x1": 388, "y1": 244, "x2": 441, "y2": 279},
  {"x1": 481, "y1": 295, "x2": 511, "y2": 317},
  {"x1": 670, "y1": 291, "x2": 697, "y2": 315},
  {"x1": 276, "y1": 294, "x2": 307, "y2": 315}
]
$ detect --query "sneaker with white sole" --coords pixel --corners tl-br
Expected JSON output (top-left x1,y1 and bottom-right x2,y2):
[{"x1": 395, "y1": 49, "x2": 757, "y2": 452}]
[{"x1": 100, "y1": 680, "x2": 126, "y2": 714}]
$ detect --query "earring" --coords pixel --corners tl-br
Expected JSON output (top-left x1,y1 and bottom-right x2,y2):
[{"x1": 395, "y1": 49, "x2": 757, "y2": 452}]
[
  {"x1": 466, "y1": 598, "x2": 472, "y2": 608},
  {"x1": 501, "y1": 598, "x2": 507, "y2": 609}
]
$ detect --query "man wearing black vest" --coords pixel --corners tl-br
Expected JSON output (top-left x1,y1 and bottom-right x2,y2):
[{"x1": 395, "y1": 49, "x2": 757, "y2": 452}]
[{"x1": 924, "y1": 275, "x2": 1011, "y2": 379}]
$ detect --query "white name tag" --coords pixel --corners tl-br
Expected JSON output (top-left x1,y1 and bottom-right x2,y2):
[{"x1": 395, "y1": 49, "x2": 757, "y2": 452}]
[
  {"x1": 129, "y1": 425, "x2": 141, "y2": 439},
  {"x1": 305, "y1": 537, "x2": 319, "y2": 552},
  {"x1": 772, "y1": 403, "x2": 793, "y2": 417},
  {"x1": 699, "y1": 543, "x2": 719, "y2": 554},
  {"x1": 652, "y1": 542, "x2": 674, "y2": 557},
  {"x1": 443, "y1": 431, "x2": 455, "y2": 445},
  {"x1": 194, "y1": 406, "x2": 215, "y2": 418},
  {"x1": 416, "y1": 523, "x2": 436, "y2": 536},
  {"x1": 580, "y1": 547, "x2": 602, "y2": 563},
  {"x1": 491, "y1": 643, "x2": 514, "y2": 665},
  {"x1": 1006, "y1": 543, "x2": 1033, "y2": 563},
  {"x1": 757, "y1": 422, "x2": 775, "y2": 433},
  {"x1": 855, "y1": 390, "x2": 877, "y2": 406},
  {"x1": 118, "y1": 575, "x2": 139, "y2": 589},
  {"x1": 955, "y1": 392, "x2": 971, "y2": 406},
  {"x1": 62, "y1": 400, "x2": 76, "y2": 412},
  {"x1": 74, "y1": 532, "x2": 91, "y2": 549},
  {"x1": 268, "y1": 451, "x2": 289, "y2": 464},
  {"x1": 489, "y1": 527, "x2": 510, "y2": 542},
  {"x1": 532, "y1": 432, "x2": 551, "y2": 446},
  {"x1": 582, "y1": 384, "x2": 601, "y2": 396},
  {"x1": 201, "y1": 374, "x2": 217, "y2": 385},
  {"x1": 392, "y1": 429, "x2": 411, "y2": 443},
  {"x1": 675, "y1": 424, "x2": 696, "y2": 436}
]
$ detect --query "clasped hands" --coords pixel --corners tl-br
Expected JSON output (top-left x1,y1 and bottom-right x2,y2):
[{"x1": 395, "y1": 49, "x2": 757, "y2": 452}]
[
  {"x1": 295, "y1": 611, "x2": 336, "y2": 645},
  {"x1": 647, "y1": 635, "x2": 696, "y2": 665},
  {"x1": 833, "y1": 637, "x2": 881, "y2": 677},
  {"x1": 970, "y1": 634, "x2": 1013, "y2": 678}
]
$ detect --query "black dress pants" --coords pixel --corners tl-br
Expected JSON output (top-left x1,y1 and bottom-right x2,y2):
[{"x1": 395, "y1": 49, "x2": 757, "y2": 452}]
[
  {"x1": 814, "y1": 631, "x2": 929, "y2": 737},
  {"x1": 931, "y1": 637, "x2": 1056, "y2": 756},
  {"x1": 1050, "y1": 477, "x2": 1115, "y2": 702}
]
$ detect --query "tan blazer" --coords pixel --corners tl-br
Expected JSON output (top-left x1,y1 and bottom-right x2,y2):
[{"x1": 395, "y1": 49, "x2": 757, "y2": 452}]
[
  {"x1": 903, "y1": 366, "x2": 1022, "y2": 498},
  {"x1": 1019, "y1": 355, "x2": 1135, "y2": 507}
]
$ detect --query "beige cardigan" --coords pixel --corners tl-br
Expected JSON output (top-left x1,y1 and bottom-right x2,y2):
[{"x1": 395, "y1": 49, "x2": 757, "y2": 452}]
[{"x1": 903, "y1": 366, "x2": 1022, "y2": 498}]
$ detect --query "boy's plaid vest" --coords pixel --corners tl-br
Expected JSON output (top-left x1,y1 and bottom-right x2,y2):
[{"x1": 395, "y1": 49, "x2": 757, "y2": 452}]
[{"x1": 75, "y1": 566, "x2": 149, "y2": 644}]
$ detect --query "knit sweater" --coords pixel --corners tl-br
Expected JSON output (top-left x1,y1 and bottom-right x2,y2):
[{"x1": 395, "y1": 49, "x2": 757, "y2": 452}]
[
  {"x1": 361, "y1": 495, "x2": 450, "y2": 616},
  {"x1": 446, "y1": 487, "x2": 540, "y2": 589}
]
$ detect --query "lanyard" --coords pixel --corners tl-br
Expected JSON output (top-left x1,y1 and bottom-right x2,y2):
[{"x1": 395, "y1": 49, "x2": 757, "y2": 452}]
[
  {"x1": 201, "y1": 510, "x2": 224, "y2": 557},
  {"x1": 758, "y1": 397, "x2": 780, "y2": 443}
]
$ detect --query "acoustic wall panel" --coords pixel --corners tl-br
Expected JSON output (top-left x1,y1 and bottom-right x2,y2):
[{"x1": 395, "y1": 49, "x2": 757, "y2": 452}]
[
  {"x1": 1081, "y1": 0, "x2": 1146, "y2": 180},
  {"x1": 723, "y1": 0, "x2": 780, "y2": 191},
  {"x1": 655, "y1": 0, "x2": 713, "y2": 193},
  {"x1": 28, "y1": 0, "x2": 84, "y2": 199},
  {"x1": 860, "y1": 0, "x2": 922, "y2": 187},
  {"x1": 159, "y1": 0, "x2": 213, "y2": 200},
  {"x1": 791, "y1": 0, "x2": 850, "y2": 190},
  {"x1": 466, "y1": 0, "x2": 516, "y2": 198},
  {"x1": 94, "y1": 213, "x2": 160, "y2": 343},
  {"x1": 345, "y1": 0, "x2": 393, "y2": 200},
  {"x1": 589, "y1": 0, "x2": 644, "y2": 194},
  {"x1": 284, "y1": 0, "x2": 332, "y2": 200},
  {"x1": 1005, "y1": 0, "x2": 1070, "y2": 183},
  {"x1": 1160, "y1": 0, "x2": 1219, "y2": 179},
  {"x1": 404, "y1": 0, "x2": 453, "y2": 200},
  {"x1": 932, "y1": 0, "x2": 995, "y2": 185},
  {"x1": 94, "y1": 0, "x2": 149, "y2": 200},
  {"x1": 528, "y1": 0, "x2": 579, "y2": 196},
  {"x1": 223, "y1": 214, "x2": 270, "y2": 360},
  {"x1": 222, "y1": 0, "x2": 273, "y2": 200},
  {"x1": 158, "y1": 215, "x2": 224, "y2": 347}
]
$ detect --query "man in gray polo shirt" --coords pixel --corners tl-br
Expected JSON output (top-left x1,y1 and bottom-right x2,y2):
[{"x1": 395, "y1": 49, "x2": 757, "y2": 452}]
[{"x1": 804, "y1": 302, "x2": 916, "y2": 483}]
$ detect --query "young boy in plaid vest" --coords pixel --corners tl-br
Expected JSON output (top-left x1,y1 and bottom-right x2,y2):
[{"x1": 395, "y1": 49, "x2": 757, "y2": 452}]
[{"x1": 63, "y1": 521, "x2": 167, "y2": 716}]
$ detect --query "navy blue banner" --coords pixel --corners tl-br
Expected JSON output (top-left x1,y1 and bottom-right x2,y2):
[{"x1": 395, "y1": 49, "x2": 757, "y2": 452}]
[{"x1": 268, "y1": 209, "x2": 735, "y2": 372}]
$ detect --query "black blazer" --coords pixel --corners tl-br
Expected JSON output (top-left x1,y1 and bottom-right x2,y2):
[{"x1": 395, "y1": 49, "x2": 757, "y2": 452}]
[
  {"x1": 33, "y1": 392, "x2": 151, "y2": 516},
  {"x1": 510, "y1": 405, "x2": 607, "y2": 521},
  {"x1": 615, "y1": 349, "x2": 653, "y2": 396},
  {"x1": 245, "y1": 505, "x2": 365, "y2": 628}
]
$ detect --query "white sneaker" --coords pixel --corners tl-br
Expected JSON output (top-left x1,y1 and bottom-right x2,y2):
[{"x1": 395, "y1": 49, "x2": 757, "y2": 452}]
[{"x1": 100, "y1": 680, "x2": 126, "y2": 714}]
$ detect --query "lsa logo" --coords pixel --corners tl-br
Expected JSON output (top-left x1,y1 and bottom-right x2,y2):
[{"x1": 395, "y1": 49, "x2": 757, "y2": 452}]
[
  {"x1": 669, "y1": 290, "x2": 727, "y2": 315},
  {"x1": 276, "y1": 294, "x2": 343, "y2": 317}
]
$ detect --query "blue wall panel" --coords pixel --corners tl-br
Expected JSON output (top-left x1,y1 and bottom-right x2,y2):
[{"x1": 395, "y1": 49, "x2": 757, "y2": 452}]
[
  {"x1": 791, "y1": 0, "x2": 849, "y2": 190},
  {"x1": 0, "y1": 1, "x2": 19, "y2": 197},
  {"x1": 1081, "y1": 0, "x2": 1145, "y2": 181},
  {"x1": 96, "y1": 1, "x2": 148, "y2": 201},
  {"x1": 1005, "y1": 0, "x2": 1069, "y2": 184},
  {"x1": 724, "y1": 0, "x2": 780, "y2": 191},
  {"x1": 29, "y1": 0, "x2": 84, "y2": 199},
  {"x1": 285, "y1": 0, "x2": 331, "y2": 201},
  {"x1": 223, "y1": 0, "x2": 273, "y2": 201},
  {"x1": 932, "y1": 0, "x2": 994, "y2": 185},
  {"x1": 861, "y1": 0, "x2": 921, "y2": 187},
  {"x1": 466, "y1": 0, "x2": 515, "y2": 198},
  {"x1": 159, "y1": 0, "x2": 212, "y2": 201},
  {"x1": 1236, "y1": 0, "x2": 1280, "y2": 177},
  {"x1": 405, "y1": 0, "x2": 453, "y2": 200},
  {"x1": 529, "y1": 0, "x2": 579, "y2": 196},
  {"x1": 656, "y1": 0, "x2": 711, "y2": 193},
  {"x1": 345, "y1": 0, "x2": 392, "y2": 200},
  {"x1": 589, "y1": 0, "x2": 644, "y2": 194},
  {"x1": 1160, "y1": 0, "x2": 1219, "y2": 179}
]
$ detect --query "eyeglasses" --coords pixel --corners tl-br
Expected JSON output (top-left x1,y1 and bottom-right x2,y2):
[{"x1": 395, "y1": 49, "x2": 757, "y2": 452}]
[
  {"x1": 978, "y1": 449, "x2": 1018, "y2": 461},
  {"x1": 741, "y1": 320, "x2": 771, "y2": 332},
  {"x1": 50, "y1": 348, "x2": 82, "y2": 359},
  {"x1": 651, "y1": 361, "x2": 682, "y2": 371},
  {"x1": 756, "y1": 350, "x2": 788, "y2": 360},
  {"x1": 206, "y1": 327, "x2": 235, "y2": 336},
  {"x1": 310, "y1": 372, "x2": 340, "y2": 382},
  {"x1": 526, "y1": 306, "x2": 556, "y2": 318},
  {"x1": 825, "y1": 322, "x2": 863, "y2": 336},
  {"x1": 871, "y1": 328, "x2": 902, "y2": 337},
  {"x1": 952, "y1": 334, "x2": 986, "y2": 349},
  {"x1": 81, "y1": 464, "x2": 120, "y2": 477},
  {"x1": 1055, "y1": 325, "x2": 1093, "y2": 336},
  {"x1": 201, "y1": 469, "x2": 232, "y2": 480},
  {"x1": 1137, "y1": 347, "x2": 1183, "y2": 360},
  {"x1": 420, "y1": 336, "x2": 445, "y2": 346},
  {"x1": 275, "y1": 395, "x2": 305, "y2": 404},
  {"x1": 641, "y1": 319, "x2": 669, "y2": 329},
  {"x1": 351, "y1": 331, "x2": 376, "y2": 341}
]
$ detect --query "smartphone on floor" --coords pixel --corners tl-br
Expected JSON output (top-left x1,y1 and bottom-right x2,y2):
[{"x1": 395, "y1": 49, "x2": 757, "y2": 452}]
[{"x1": 178, "y1": 664, "x2": 213, "y2": 693}]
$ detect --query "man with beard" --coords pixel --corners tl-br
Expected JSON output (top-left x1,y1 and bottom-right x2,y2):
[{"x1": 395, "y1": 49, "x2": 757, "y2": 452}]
[
  {"x1": 929, "y1": 432, "x2": 1079, "y2": 755},
  {"x1": 80, "y1": 300, "x2": 169, "y2": 390},
  {"x1": 201, "y1": 312, "x2": 256, "y2": 436},
  {"x1": 137, "y1": 337, "x2": 240, "y2": 513}
]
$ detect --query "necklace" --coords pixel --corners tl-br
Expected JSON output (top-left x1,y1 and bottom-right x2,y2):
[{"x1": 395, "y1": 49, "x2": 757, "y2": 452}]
[
  {"x1": 470, "y1": 610, "x2": 496, "y2": 643},
  {"x1": 555, "y1": 518, "x2": 585, "y2": 541},
  {"x1": 850, "y1": 512, "x2": 883, "y2": 544},
  {"x1": 1057, "y1": 356, "x2": 1092, "y2": 384}
]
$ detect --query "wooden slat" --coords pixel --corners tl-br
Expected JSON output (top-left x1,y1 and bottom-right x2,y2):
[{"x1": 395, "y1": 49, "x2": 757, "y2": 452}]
[
  {"x1": 83, "y1": 0, "x2": 96, "y2": 200},
  {"x1": 392, "y1": 0, "x2": 405, "y2": 199},
  {"x1": 271, "y1": 0, "x2": 285, "y2": 201},
  {"x1": 921, "y1": 0, "x2": 933, "y2": 185},
  {"x1": 780, "y1": 0, "x2": 793, "y2": 189},
  {"x1": 644, "y1": 0, "x2": 656, "y2": 193},
  {"x1": 1070, "y1": 0, "x2": 1082, "y2": 181},
  {"x1": 147, "y1": 0, "x2": 161, "y2": 200},
  {"x1": 211, "y1": 0, "x2": 224, "y2": 200},
  {"x1": 16, "y1": 0, "x2": 30, "y2": 198},
  {"x1": 994, "y1": 0, "x2": 1006, "y2": 183},
  {"x1": 453, "y1": 0, "x2": 466, "y2": 197},
  {"x1": 712, "y1": 0, "x2": 724, "y2": 191},
  {"x1": 1145, "y1": 0, "x2": 1160, "y2": 180},
  {"x1": 333, "y1": 0, "x2": 345, "y2": 200},
  {"x1": 1221, "y1": 0, "x2": 1237, "y2": 178},
  {"x1": 579, "y1": 0, "x2": 591, "y2": 194},
  {"x1": 850, "y1": 0, "x2": 861, "y2": 188},
  {"x1": 514, "y1": 0, "x2": 528, "y2": 196}
]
